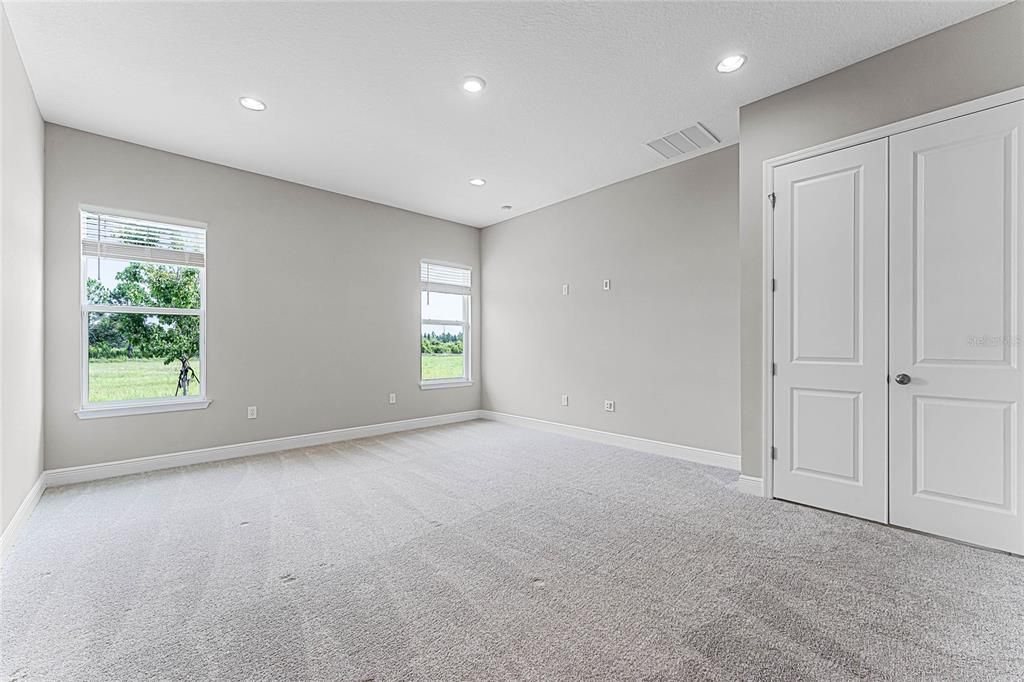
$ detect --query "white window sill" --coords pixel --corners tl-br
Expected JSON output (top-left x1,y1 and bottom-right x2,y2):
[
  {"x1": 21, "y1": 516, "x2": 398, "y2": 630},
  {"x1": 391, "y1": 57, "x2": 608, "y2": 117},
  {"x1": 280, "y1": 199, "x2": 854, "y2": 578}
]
[
  {"x1": 76, "y1": 399, "x2": 211, "y2": 420},
  {"x1": 419, "y1": 380, "x2": 474, "y2": 390}
]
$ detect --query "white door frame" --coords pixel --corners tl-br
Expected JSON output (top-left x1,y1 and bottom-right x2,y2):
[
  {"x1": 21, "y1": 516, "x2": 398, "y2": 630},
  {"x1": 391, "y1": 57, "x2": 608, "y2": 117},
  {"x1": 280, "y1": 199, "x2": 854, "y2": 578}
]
[{"x1": 760, "y1": 85, "x2": 1024, "y2": 500}]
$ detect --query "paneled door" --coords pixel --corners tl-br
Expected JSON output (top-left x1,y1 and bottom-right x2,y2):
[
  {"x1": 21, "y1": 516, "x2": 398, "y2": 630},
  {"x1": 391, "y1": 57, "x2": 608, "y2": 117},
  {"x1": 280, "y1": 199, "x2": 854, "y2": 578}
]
[
  {"x1": 772, "y1": 139, "x2": 889, "y2": 522},
  {"x1": 889, "y1": 101, "x2": 1024, "y2": 554}
]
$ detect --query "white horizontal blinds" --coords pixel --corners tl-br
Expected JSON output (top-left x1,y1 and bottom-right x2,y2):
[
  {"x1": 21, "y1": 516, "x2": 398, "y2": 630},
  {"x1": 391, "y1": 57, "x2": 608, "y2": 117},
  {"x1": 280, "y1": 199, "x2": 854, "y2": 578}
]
[
  {"x1": 420, "y1": 261, "x2": 471, "y2": 295},
  {"x1": 81, "y1": 210, "x2": 206, "y2": 268}
]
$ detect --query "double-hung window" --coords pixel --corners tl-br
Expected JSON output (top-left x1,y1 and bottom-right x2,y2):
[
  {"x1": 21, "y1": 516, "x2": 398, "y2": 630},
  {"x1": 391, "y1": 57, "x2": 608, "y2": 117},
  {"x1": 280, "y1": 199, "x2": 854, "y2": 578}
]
[
  {"x1": 420, "y1": 260, "x2": 472, "y2": 388},
  {"x1": 79, "y1": 207, "x2": 208, "y2": 418}
]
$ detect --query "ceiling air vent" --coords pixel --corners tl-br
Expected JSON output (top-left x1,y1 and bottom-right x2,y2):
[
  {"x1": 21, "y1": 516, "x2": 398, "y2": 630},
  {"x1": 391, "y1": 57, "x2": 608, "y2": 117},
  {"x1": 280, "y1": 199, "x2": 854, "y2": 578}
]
[{"x1": 645, "y1": 123, "x2": 719, "y2": 160}]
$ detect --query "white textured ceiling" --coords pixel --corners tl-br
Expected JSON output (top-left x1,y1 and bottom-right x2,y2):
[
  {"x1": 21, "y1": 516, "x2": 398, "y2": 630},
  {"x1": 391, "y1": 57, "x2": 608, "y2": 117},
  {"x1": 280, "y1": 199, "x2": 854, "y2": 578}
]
[{"x1": 4, "y1": 1, "x2": 1004, "y2": 227}]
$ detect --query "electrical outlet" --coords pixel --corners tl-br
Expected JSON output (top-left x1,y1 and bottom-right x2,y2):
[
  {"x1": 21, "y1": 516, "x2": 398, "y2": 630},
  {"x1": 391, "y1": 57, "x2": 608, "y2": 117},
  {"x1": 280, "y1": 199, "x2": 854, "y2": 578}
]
[
  {"x1": 247, "y1": 406, "x2": 258, "y2": 419},
  {"x1": 602, "y1": 279, "x2": 611, "y2": 291},
  {"x1": 561, "y1": 394, "x2": 569, "y2": 407},
  {"x1": 603, "y1": 400, "x2": 615, "y2": 412},
  {"x1": 388, "y1": 392, "x2": 397, "y2": 405},
  {"x1": 562, "y1": 283, "x2": 569, "y2": 296}
]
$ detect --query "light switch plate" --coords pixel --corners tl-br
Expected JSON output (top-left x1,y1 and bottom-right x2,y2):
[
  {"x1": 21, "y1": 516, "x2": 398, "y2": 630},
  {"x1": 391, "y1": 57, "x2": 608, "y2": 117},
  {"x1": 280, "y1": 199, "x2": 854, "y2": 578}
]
[
  {"x1": 604, "y1": 400, "x2": 615, "y2": 412},
  {"x1": 561, "y1": 394, "x2": 569, "y2": 407},
  {"x1": 602, "y1": 279, "x2": 611, "y2": 291}
]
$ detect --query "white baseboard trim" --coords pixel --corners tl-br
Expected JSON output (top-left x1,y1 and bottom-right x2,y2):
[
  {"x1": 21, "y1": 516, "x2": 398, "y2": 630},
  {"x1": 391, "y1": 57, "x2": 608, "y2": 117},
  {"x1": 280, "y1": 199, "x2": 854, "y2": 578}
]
[
  {"x1": 45, "y1": 410, "x2": 482, "y2": 488},
  {"x1": 737, "y1": 474, "x2": 766, "y2": 497},
  {"x1": 0, "y1": 473, "x2": 47, "y2": 559},
  {"x1": 479, "y1": 410, "x2": 740, "y2": 471}
]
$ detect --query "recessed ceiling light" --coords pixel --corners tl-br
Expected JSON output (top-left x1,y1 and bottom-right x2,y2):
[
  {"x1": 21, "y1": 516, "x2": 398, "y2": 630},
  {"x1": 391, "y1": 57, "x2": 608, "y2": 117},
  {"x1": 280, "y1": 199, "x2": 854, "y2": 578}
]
[
  {"x1": 469, "y1": 178, "x2": 487, "y2": 186},
  {"x1": 462, "y1": 76, "x2": 486, "y2": 94},
  {"x1": 239, "y1": 96, "x2": 267, "y2": 111},
  {"x1": 716, "y1": 54, "x2": 746, "y2": 73}
]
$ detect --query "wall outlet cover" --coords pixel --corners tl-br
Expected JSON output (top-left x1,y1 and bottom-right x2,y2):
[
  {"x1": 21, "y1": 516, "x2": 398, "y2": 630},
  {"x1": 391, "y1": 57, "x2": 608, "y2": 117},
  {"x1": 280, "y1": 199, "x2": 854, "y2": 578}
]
[
  {"x1": 562, "y1": 283, "x2": 569, "y2": 296},
  {"x1": 604, "y1": 400, "x2": 615, "y2": 412},
  {"x1": 247, "y1": 406, "x2": 258, "y2": 419},
  {"x1": 388, "y1": 392, "x2": 397, "y2": 405},
  {"x1": 561, "y1": 394, "x2": 569, "y2": 407}
]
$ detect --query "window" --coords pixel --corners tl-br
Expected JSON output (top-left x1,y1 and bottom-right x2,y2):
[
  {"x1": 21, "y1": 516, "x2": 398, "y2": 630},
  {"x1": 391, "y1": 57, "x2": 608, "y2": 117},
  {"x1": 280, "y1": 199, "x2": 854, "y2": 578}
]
[
  {"x1": 79, "y1": 208, "x2": 209, "y2": 418},
  {"x1": 421, "y1": 261, "x2": 471, "y2": 388}
]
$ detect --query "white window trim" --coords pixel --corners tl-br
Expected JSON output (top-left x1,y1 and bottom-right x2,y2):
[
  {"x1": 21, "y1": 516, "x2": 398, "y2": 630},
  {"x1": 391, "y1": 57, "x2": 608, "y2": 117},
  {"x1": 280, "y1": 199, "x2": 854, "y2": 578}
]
[
  {"x1": 78, "y1": 207, "x2": 210, "y2": 419},
  {"x1": 80, "y1": 203, "x2": 208, "y2": 231},
  {"x1": 76, "y1": 398, "x2": 211, "y2": 420},
  {"x1": 420, "y1": 260, "x2": 472, "y2": 389},
  {"x1": 419, "y1": 379, "x2": 474, "y2": 390}
]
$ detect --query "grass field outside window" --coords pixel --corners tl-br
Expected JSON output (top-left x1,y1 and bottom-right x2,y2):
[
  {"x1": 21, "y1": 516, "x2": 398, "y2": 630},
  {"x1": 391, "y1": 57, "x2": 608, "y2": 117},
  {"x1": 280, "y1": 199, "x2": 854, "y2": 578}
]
[
  {"x1": 89, "y1": 354, "x2": 463, "y2": 402},
  {"x1": 88, "y1": 357, "x2": 202, "y2": 403},
  {"x1": 420, "y1": 353, "x2": 464, "y2": 381}
]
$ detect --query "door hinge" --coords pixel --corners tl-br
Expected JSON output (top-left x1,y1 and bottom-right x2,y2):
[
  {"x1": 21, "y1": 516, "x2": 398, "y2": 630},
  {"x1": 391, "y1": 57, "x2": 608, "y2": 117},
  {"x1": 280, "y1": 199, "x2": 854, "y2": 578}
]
[
  {"x1": 771, "y1": 278, "x2": 777, "y2": 292},
  {"x1": 771, "y1": 446, "x2": 778, "y2": 460},
  {"x1": 768, "y1": 192, "x2": 776, "y2": 209},
  {"x1": 772, "y1": 362, "x2": 778, "y2": 376}
]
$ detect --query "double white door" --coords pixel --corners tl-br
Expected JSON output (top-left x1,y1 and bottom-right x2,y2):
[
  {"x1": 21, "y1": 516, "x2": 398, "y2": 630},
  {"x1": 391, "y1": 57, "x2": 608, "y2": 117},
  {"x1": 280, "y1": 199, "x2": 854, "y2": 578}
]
[{"x1": 772, "y1": 100, "x2": 1024, "y2": 554}]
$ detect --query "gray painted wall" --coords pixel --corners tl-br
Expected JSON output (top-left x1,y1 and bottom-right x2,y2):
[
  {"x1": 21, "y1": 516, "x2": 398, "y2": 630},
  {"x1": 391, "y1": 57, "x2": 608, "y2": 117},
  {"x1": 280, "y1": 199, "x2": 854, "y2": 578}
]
[
  {"x1": 738, "y1": 0, "x2": 1024, "y2": 477},
  {"x1": 44, "y1": 125, "x2": 480, "y2": 470},
  {"x1": 1, "y1": 7, "x2": 45, "y2": 533},
  {"x1": 481, "y1": 145, "x2": 740, "y2": 456}
]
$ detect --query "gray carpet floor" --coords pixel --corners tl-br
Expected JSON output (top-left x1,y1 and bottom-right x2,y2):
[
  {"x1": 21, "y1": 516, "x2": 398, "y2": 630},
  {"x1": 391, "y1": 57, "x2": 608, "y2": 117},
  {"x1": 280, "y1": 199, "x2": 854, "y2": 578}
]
[{"x1": 2, "y1": 420, "x2": 1022, "y2": 681}]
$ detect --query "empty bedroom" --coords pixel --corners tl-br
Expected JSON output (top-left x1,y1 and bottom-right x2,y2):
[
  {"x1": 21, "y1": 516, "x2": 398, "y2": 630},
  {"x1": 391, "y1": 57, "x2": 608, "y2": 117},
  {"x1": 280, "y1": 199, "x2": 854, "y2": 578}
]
[{"x1": 1, "y1": 0, "x2": 1022, "y2": 679}]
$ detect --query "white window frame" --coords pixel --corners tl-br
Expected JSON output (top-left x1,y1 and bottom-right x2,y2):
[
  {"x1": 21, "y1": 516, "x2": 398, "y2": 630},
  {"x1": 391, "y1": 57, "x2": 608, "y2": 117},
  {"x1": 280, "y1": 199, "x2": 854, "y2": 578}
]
[
  {"x1": 420, "y1": 259, "x2": 473, "y2": 389},
  {"x1": 77, "y1": 205, "x2": 210, "y2": 419}
]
